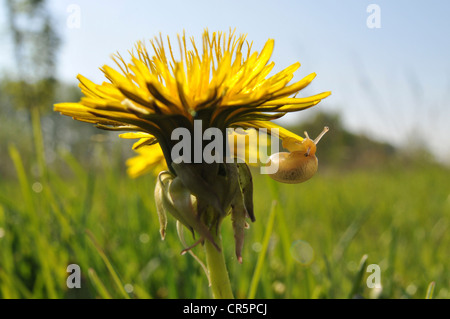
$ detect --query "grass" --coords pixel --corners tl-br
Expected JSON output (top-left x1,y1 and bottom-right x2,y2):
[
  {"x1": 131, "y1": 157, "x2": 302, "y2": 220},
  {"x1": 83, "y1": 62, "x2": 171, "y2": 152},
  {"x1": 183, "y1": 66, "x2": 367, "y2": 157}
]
[{"x1": 0, "y1": 119, "x2": 449, "y2": 299}]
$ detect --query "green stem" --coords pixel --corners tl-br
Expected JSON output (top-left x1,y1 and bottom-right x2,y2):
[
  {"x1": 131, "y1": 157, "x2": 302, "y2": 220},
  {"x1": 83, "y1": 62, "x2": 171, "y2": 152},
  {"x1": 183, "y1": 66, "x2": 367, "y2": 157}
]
[{"x1": 204, "y1": 226, "x2": 234, "y2": 299}]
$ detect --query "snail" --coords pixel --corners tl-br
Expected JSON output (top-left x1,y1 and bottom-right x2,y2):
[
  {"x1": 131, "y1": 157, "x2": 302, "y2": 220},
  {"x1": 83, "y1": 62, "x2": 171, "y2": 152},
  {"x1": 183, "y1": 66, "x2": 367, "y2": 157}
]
[{"x1": 267, "y1": 127, "x2": 329, "y2": 184}]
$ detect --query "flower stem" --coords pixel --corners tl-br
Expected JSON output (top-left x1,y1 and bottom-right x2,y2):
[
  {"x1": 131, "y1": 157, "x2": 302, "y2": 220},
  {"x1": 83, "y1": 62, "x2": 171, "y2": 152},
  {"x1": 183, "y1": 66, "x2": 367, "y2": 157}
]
[{"x1": 204, "y1": 226, "x2": 234, "y2": 299}]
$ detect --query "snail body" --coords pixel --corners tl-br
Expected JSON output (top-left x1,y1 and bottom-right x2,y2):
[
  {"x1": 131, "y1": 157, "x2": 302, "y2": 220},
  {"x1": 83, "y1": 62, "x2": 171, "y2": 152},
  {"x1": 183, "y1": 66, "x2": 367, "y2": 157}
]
[{"x1": 268, "y1": 127, "x2": 329, "y2": 184}]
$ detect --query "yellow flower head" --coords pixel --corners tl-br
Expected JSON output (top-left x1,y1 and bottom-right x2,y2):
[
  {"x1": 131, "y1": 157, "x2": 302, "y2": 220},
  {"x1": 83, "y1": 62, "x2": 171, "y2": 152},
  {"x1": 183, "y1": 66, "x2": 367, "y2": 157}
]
[
  {"x1": 54, "y1": 29, "x2": 332, "y2": 264},
  {"x1": 54, "y1": 29, "x2": 330, "y2": 176}
]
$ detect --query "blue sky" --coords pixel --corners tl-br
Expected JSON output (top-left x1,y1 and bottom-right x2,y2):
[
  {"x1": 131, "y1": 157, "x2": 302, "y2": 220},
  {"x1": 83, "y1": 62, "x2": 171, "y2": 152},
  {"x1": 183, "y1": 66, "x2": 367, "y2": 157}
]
[{"x1": 2, "y1": 0, "x2": 450, "y2": 162}]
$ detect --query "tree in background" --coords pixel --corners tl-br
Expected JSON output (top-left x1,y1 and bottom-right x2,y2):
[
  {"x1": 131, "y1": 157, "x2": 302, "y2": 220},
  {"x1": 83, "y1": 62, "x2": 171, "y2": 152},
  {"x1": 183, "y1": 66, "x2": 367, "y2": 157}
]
[
  {"x1": 2, "y1": 0, "x2": 60, "y2": 113},
  {"x1": 1, "y1": 0, "x2": 63, "y2": 178}
]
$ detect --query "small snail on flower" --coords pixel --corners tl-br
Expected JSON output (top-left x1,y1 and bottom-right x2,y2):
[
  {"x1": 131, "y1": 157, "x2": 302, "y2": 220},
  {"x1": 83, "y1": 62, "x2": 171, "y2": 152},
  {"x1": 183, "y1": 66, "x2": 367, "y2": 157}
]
[{"x1": 267, "y1": 127, "x2": 329, "y2": 184}]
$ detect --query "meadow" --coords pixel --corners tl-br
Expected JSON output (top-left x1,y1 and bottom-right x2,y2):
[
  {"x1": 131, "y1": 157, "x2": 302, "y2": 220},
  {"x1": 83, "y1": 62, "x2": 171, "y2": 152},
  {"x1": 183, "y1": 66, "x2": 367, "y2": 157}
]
[
  {"x1": 0, "y1": 115, "x2": 448, "y2": 299},
  {"x1": 1, "y1": 0, "x2": 449, "y2": 301}
]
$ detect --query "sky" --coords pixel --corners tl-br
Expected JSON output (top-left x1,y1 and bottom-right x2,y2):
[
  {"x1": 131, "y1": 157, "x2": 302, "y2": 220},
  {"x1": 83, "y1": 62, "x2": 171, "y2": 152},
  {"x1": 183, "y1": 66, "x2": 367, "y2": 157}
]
[{"x1": 1, "y1": 0, "x2": 450, "y2": 162}]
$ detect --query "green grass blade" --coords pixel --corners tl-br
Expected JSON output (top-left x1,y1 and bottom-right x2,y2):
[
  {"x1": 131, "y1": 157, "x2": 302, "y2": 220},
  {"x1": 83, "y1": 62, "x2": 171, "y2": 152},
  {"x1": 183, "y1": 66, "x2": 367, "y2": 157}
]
[
  {"x1": 425, "y1": 281, "x2": 435, "y2": 299},
  {"x1": 247, "y1": 200, "x2": 277, "y2": 299},
  {"x1": 86, "y1": 229, "x2": 130, "y2": 299},
  {"x1": 348, "y1": 254, "x2": 368, "y2": 299},
  {"x1": 88, "y1": 268, "x2": 113, "y2": 299},
  {"x1": 31, "y1": 108, "x2": 47, "y2": 178},
  {"x1": 8, "y1": 144, "x2": 35, "y2": 217},
  {"x1": 333, "y1": 208, "x2": 371, "y2": 261}
]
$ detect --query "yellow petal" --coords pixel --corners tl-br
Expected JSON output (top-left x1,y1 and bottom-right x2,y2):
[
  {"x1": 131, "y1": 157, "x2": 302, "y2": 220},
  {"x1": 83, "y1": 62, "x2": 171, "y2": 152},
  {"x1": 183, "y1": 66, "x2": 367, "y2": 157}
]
[
  {"x1": 118, "y1": 132, "x2": 154, "y2": 139},
  {"x1": 262, "y1": 91, "x2": 332, "y2": 106},
  {"x1": 270, "y1": 73, "x2": 317, "y2": 99},
  {"x1": 235, "y1": 120, "x2": 304, "y2": 141}
]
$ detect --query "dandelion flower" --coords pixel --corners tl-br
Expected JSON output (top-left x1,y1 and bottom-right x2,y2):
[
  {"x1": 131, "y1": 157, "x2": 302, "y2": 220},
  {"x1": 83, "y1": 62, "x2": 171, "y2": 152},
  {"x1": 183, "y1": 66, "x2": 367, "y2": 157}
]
[
  {"x1": 55, "y1": 29, "x2": 330, "y2": 171},
  {"x1": 54, "y1": 29, "x2": 330, "y2": 299}
]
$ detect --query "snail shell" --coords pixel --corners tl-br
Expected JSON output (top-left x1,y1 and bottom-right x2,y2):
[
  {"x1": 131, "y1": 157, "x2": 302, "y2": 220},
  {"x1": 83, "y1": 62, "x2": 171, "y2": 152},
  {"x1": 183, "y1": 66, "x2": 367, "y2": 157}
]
[
  {"x1": 267, "y1": 127, "x2": 329, "y2": 184},
  {"x1": 268, "y1": 151, "x2": 318, "y2": 184}
]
